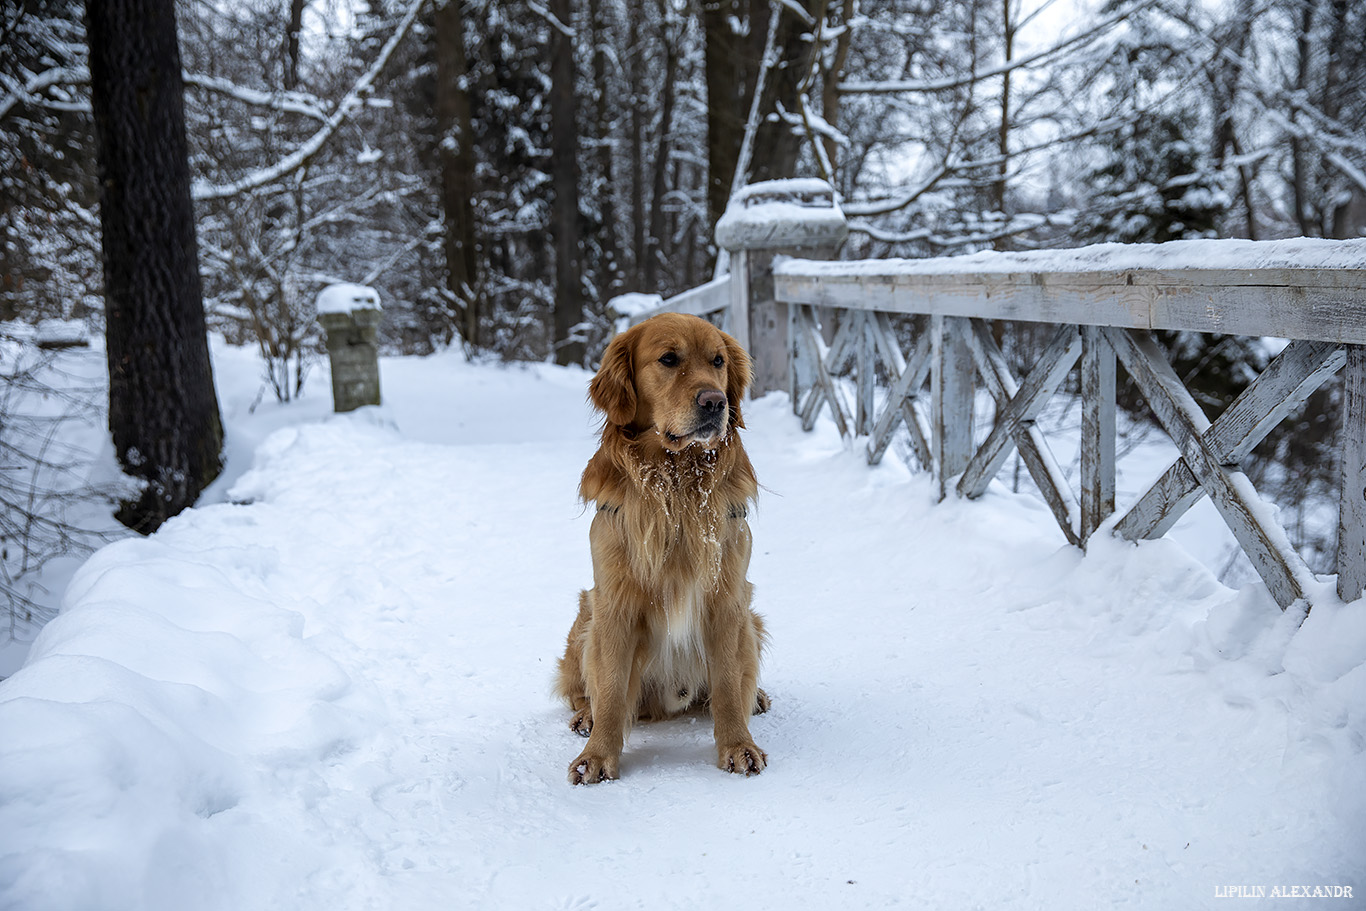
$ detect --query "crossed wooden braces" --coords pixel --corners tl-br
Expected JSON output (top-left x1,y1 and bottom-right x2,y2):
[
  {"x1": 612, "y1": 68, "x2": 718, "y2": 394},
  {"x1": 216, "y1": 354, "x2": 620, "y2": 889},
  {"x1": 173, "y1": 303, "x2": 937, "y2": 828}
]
[{"x1": 792, "y1": 304, "x2": 1353, "y2": 611}]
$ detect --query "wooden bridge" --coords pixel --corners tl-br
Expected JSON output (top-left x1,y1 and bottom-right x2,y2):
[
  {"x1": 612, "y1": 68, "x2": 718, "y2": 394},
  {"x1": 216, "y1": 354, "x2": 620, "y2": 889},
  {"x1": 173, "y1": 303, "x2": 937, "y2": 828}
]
[{"x1": 626, "y1": 180, "x2": 1366, "y2": 612}]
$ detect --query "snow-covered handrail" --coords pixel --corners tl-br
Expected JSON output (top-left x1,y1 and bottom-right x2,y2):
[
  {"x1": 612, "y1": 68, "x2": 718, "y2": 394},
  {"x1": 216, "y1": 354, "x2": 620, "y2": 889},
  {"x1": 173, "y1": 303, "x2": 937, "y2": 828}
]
[
  {"x1": 624, "y1": 276, "x2": 732, "y2": 327},
  {"x1": 647, "y1": 229, "x2": 1366, "y2": 615},
  {"x1": 774, "y1": 239, "x2": 1366, "y2": 344},
  {"x1": 766, "y1": 238, "x2": 1366, "y2": 614}
]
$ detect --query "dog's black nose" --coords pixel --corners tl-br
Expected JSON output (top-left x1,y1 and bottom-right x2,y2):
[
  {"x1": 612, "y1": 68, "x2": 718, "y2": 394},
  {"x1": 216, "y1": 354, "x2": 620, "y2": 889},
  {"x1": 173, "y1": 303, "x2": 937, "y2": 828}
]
[{"x1": 697, "y1": 389, "x2": 727, "y2": 414}]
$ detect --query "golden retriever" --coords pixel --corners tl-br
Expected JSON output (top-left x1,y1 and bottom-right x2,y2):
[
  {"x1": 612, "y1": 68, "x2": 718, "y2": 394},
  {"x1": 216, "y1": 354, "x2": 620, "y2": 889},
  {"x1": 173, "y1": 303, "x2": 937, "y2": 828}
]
[{"x1": 556, "y1": 312, "x2": 769, "y2": 784}]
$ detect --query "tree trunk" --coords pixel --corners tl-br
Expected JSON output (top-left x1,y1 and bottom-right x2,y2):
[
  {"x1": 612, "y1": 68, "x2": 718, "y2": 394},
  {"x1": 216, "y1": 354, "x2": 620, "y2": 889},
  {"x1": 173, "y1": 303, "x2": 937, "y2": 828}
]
[
  {"x1": 1290, "y1": 0, "x2": 1315, "y2": 236},
  {"x1": 85, "y1": 0, "x2": 224, "y2": 533},
  {"x1": 818, "y1": 0, "x2": 855, "y2": 176},
  {"x1": 644, "y1": 7, "x2": 679, "y2": 292},
  {"x1": 285, "y1": 0, "x2": 305, "y2": 89},
  {"x1": 1319, "y1": 0, "x2": 1353, "y2": 237},
  {"x1": 746, "y1": 0, "x2": 819, "y2": 185},
  {"x1": 703, "y1": 0, "x2": 760, "y2": 231},
  {"x1": 435, "y1": 0, "x2": 480, "y2": 346},
  {"x1": 549, "y1": 0, "x2": 584, "y2": 365},
  {"x1": 628, "y1": 4, "x2": 647, "y2": 286},
  {"x1": 589, "y1": 0, "x2": 621, "y2": 304},
  {"x1": 705, "y1": 1, "x2": 819, "y2": 230},
  {"x1": 993, "y1": 0, "x2": 1014, "y2": 250}
]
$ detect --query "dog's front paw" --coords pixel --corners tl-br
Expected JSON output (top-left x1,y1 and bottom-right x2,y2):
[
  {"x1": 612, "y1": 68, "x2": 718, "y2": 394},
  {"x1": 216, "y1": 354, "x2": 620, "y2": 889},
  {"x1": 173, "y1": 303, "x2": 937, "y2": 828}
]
[
  {"x1": 718, "y1": 741, "x2": 767, "y2": 776},
  {"x1": 569, "y1": 707, "x2": 593, "y2": 737},
  {"x1": 753, "y1": 688, "x2": 771, "y2": 714},
  {"x1": 568, "y1": 749, "x2": 619, "y2": 785}
]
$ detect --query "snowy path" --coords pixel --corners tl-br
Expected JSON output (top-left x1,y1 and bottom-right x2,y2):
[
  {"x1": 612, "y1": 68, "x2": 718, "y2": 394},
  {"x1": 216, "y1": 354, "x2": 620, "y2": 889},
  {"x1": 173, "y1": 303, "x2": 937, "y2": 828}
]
[{"x1": 2, "y1": 350, "x2": 1364, "y2": 910}]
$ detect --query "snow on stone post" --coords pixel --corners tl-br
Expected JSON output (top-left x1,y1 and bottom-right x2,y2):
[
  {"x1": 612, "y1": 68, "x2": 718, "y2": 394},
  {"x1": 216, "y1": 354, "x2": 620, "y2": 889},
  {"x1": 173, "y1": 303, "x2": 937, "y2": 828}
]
[
  {"x1": 715, "y1": 179, "x2": 847, "y2": 398},
  {"x1": 316, "y1": 283, "x2": 382, "y2": 413}
]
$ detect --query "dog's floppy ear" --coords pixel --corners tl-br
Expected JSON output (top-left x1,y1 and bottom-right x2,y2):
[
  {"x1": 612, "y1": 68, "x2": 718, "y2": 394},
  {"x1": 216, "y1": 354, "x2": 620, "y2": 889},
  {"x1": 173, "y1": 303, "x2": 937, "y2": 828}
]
[
  {"x1": 589, "y1": 328, "x2": 637, "y2": 426},
  {"x1": 722, "y1": 330, "x2": 752, "y2": 429}
]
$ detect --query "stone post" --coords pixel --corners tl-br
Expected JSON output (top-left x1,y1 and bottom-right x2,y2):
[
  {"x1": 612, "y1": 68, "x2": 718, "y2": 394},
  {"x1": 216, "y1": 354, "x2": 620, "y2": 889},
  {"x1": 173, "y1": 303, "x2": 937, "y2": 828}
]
[
  {"x1": 316, "y1": 283, "x2": 382, "y2": 413},
  {"x1": 715, "y1": 179, "x2": 848, "y2": 399}
]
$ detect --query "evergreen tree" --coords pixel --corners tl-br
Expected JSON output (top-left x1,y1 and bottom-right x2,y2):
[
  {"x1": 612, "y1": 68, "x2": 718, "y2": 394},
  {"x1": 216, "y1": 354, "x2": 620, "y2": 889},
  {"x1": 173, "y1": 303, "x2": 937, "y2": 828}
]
[
  {"x1": 1075, "y1": 113, "x2": 1226, "y2": 245},
  {"x1": 0, "y1": 0, "x2": 99, "y2": 322},
  {"x1": 1072, "y1": 19, "x2": 1253, "y2": 422}
]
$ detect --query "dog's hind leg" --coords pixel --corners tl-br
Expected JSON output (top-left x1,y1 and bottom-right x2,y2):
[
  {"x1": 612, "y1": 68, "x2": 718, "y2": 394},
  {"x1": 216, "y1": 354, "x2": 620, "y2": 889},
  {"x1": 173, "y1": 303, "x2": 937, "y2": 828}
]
[{"x1": 556, "y1": 591, "x2": 594, "y2": 736}]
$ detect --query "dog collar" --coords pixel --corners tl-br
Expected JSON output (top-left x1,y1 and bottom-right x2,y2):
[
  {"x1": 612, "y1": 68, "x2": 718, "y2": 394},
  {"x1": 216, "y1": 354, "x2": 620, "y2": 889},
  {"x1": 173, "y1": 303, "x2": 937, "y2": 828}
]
[{"x1": 597, "y1": 503, "x2": 747, "y2": 519}]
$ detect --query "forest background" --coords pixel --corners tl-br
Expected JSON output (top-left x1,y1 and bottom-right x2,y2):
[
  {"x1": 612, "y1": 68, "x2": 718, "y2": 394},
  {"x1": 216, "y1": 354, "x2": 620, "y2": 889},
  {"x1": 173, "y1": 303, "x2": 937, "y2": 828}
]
[{"x1": 2, "y1": 0, "x2": 1365, "y2": 626}]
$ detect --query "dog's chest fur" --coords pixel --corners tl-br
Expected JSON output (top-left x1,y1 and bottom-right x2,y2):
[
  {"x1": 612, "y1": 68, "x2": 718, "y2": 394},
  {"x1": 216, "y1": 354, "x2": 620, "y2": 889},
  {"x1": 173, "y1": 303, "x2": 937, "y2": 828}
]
[{"x1": 644, "y1": 580, "x2": 709, "y2": 714}]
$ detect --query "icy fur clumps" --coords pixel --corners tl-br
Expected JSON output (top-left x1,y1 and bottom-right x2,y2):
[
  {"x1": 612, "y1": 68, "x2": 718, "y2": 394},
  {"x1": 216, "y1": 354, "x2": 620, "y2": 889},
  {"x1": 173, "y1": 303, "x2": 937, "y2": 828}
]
[{"x1": 625, "y1": 442, "x2": 728, "y2": 589}]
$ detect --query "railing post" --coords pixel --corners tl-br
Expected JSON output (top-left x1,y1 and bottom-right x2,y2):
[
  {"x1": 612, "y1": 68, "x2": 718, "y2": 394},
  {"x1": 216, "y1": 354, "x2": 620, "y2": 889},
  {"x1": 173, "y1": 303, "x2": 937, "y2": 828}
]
[
  {"x1": 727, "y1": 249, "x2": 751, "y2": 355},
  {"x1": 715, "y1": 179, "x2": 847, "y2": 399},
  {"x1": 1080, "y1": 325, "x2": 1116, "y2": 542},
  {"x1": 1339, "y1": 345, "x2": 1366, "y2": 602},
  {"x1": 932, "y1": 315, "x2": 974, "y2": 500},
  {"x1": 316, "y1": 283, "x2": 383, "y2": 413},
  {"x1": 856, "y1": 312, "x2": 876, "y2": 435}
]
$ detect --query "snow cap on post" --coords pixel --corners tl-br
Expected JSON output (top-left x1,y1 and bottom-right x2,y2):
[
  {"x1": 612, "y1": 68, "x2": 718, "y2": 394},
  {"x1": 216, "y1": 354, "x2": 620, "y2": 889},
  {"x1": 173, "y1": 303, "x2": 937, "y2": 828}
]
[
  {"x1": 316, "y1": 282, "x2": 382, "y2": 315},
  {"x1": 715, "y1": 178, "x2": 848, "y2": 253},
  {"x1": 316, "y1": 282, "x2": 383, "y2": 413}
]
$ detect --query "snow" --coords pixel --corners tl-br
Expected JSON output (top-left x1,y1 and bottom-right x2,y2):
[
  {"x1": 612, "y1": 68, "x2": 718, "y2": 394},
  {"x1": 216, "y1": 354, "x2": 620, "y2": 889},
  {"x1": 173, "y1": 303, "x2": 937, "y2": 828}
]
[
  {"x1": 315, "y1": 282, "x2": 381, "y2": 316},
  {"x1": 1, "y1": 343, "x2": 1365, "y2": 909},
  {"x1": 777, "y1": 236, "x2": 1366, "y2": 277},
  {"x1": 716, "y1": 178, "x2": 848, "y2": 252},
  {"x1": 34, "y1": 318, "x2": 90, "y2": 348},
  {"x1": 730, "y1": 178, "x2": 840, "y2": 203},
  {"x1": 607, "y1": 291, "x2": 663, "y2": 320}
]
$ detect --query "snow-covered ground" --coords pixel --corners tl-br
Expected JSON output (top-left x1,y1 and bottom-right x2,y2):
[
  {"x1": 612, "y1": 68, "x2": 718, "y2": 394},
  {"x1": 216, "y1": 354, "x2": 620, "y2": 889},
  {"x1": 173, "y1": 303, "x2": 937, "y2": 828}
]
[{"x1": 2, "y1": 340, "x2": 1364, "y2": 910}]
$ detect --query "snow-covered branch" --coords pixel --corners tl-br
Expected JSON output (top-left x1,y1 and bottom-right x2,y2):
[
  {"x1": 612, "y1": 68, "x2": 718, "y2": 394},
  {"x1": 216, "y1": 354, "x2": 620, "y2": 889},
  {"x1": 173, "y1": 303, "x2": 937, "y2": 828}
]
[
  {"x1": 842, "y1": 113, "x2": 1132, "y2": 218},
  {"x1": 182, "y1": 73, "x2": 328, "y2": 123},
  {"x1": 191, "y1": 0, "x2": 427, "y2": 202},
  {"x1": 528, "y1": 1, "x2": 575, "y2": 38},
  {"x1": 0, "y1": 64, "x2": 88, "y2": 121},
  {"x1": 839, "y1": 0, "x2": 1160, "y2": 95},
  {"x1": 849, "y1": 211, "x2": 1076, "y2": 247},
  {"x1": 3, "y1": 66, "x2": 337, "y2": 128}
]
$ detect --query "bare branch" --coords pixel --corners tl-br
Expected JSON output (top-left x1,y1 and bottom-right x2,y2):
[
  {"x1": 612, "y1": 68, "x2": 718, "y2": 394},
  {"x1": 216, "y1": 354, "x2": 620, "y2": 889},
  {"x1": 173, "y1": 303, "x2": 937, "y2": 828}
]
[
  {"x1": 839, "y1": 0, "x2": 1161, "y2": 95},
  {"x1": 191, "y1": 0, "x2": 427, "y2": 202}
]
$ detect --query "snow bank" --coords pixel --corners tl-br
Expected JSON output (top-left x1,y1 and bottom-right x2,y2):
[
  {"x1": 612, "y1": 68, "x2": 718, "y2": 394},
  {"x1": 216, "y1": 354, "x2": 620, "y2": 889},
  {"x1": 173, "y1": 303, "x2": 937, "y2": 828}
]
[
  {"x1": 0, "y1": 346, "x2": 1363, "y2": 909},
  {"x1": 777, "y1": 236, "x2": 1366, "y2": 276}
]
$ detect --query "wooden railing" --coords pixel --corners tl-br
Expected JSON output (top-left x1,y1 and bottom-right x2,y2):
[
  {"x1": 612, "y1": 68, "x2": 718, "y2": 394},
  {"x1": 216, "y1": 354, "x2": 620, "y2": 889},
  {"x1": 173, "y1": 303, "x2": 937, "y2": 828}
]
[{"x1": 621, "y1": 185, "x2": 1366, "y2": 612}]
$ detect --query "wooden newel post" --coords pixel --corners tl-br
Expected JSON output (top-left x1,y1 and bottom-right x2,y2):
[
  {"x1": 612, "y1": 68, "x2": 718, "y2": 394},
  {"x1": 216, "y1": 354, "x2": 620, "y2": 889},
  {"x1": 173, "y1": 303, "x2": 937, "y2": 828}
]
[
  {"x1": 317, "y1": 283, "x2": 383, "y2": 413},
  {"x1": 716, "y1": 179, "x2": 848, "y2": 398}
]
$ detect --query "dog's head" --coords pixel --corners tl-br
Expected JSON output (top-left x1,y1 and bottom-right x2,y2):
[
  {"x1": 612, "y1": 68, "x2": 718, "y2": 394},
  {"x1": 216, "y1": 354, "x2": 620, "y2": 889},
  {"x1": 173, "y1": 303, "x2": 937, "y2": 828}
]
[{"x1": 589, "y1": 313, "x2": 752, "y2": 451}]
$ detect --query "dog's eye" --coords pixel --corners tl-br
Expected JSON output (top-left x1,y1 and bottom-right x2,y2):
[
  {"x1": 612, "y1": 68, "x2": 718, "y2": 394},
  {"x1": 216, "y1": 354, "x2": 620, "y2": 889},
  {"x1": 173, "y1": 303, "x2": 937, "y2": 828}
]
[
  {"x1": 659, "y1": 352, "x2": 679, "y2": 368},
  {"x1": 712, "y1": 355, "x2": 725, "y2": 368}
]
